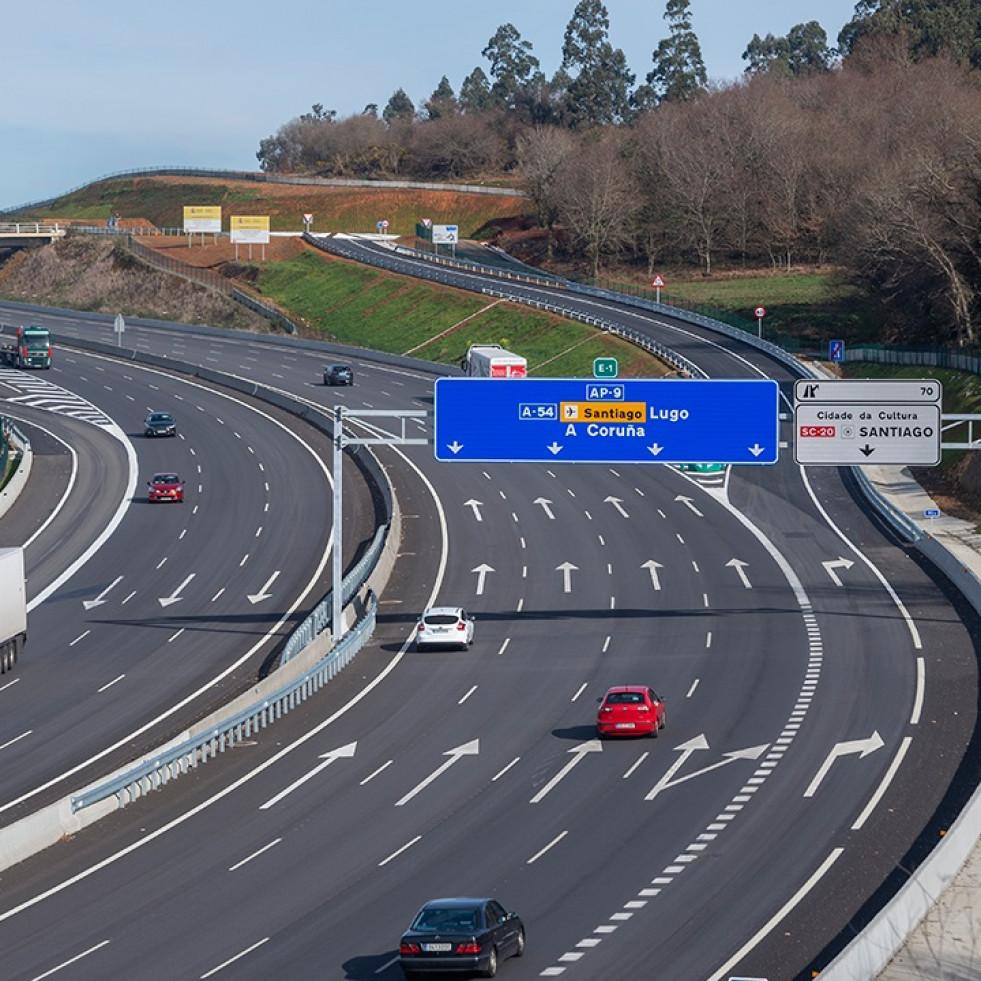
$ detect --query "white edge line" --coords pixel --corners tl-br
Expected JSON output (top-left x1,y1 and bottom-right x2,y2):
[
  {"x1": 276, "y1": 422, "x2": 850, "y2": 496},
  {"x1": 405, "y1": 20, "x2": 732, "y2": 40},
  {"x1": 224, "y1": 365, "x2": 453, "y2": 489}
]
[{"x1": 853, "y1": 736, "x2": 913, "y2": 831}]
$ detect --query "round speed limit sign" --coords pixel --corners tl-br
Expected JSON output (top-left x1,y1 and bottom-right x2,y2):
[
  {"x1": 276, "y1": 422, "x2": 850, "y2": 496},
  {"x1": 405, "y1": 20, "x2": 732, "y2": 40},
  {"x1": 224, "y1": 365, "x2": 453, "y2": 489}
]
[{"x1": 754, "y1": 306, "x2": 766, "y2": 319}]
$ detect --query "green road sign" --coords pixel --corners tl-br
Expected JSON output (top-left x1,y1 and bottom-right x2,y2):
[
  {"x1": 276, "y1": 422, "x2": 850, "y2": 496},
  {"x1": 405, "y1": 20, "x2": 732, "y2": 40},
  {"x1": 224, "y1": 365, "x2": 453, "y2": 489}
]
[{"x1": 593, "y1": 357, "x2": 618, "y2": 379}]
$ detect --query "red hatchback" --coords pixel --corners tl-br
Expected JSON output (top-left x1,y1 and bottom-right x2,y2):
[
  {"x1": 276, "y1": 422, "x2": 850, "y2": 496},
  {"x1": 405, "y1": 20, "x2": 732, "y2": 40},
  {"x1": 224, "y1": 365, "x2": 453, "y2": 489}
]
[
  {"x1": 148, "y1": 472, "x2": 185, "y2": 503},
  {"x1": 597, "y1": 686, "x2": 666, "y2": 738}
]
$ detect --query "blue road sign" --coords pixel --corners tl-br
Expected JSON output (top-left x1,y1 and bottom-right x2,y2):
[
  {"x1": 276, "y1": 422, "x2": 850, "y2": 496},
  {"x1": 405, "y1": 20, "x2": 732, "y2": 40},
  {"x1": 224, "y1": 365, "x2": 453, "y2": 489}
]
[
  {"x1": 433, "y1": 378, "x2": 779, "y2": 464},
  {"x1": 829, "y1": 339, "x2": 844, "y2": 362}
]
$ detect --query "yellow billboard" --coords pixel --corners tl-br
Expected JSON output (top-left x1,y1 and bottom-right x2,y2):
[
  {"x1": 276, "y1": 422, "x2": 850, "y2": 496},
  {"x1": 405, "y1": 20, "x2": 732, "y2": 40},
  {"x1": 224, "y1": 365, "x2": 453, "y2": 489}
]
[
  {"x1": 230, "y1": 215, "x2": 270, "y2": 243},
  {"x1": 182, "y1": 206, "x2": 221, "y2": 233}
]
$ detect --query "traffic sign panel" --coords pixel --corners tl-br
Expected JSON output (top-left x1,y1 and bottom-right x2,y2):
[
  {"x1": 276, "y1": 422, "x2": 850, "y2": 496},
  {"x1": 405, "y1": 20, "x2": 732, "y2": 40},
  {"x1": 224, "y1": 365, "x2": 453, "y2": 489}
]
[
  {"x1": 433, "y1": 378, "x2": 779, "y2": 464},
  {"x1": 795, "y1": 379, "x2": 941, "y2": 404},
  {"x1": 794, "y1": 403, "x2": 940, "y2": 465}
]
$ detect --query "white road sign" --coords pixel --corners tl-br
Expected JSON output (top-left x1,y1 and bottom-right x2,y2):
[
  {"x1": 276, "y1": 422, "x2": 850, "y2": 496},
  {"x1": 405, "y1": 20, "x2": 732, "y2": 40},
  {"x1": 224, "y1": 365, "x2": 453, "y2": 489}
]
[{"x1": 795, "y1": 379, "x2": 942, "y2": 405}]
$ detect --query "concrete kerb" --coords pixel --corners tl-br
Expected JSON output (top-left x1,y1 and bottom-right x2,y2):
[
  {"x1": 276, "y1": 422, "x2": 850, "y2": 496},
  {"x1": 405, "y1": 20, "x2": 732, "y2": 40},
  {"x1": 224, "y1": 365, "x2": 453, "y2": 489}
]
[
  {"x1": 0, "y1": 424, "x2": 32, "y2": 520},
  {"x1": 0, "y1": 337, "x2": 404, "y2": 875}
]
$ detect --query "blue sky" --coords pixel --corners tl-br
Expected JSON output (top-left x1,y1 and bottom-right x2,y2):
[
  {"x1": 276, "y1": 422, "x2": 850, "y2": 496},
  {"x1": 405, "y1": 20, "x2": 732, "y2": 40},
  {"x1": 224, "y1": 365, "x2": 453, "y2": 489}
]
[{"x1": 2, "y1": 1, "x2": 859, "y2": 210}]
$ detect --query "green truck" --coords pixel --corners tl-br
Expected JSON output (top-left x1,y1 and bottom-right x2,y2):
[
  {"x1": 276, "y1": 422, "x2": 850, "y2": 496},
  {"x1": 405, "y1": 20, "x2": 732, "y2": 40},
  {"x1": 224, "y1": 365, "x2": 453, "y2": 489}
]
[{"x1": 1, "y1": 324, "x2": 52, "y2": 368}]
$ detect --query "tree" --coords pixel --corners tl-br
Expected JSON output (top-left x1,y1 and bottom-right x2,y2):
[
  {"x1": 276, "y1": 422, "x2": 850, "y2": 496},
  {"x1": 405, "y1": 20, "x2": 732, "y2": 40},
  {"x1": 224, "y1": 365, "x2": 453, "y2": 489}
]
[
  {"x1": 647, "y1": 0, "x2": 707, "y2": 104},
  {"x1": 482, "y1": 23, "x2": 542, "y2": 111},
  {"x1": 839, "y1": 0, "x2": 981, "y2": 69},
  {"x1": 459, "y1": 67, "x2": 492, "y2": 113},
  {"x1": 560, "y1": 0, "x2": 635, "y2": 126},
  {"x1": 383, "y1": 88, "x2": 416, "y2": 123},
  {"x1": 425, "y1": 76, "x2": 458, "y2": 120},
  {"x1": 743, "y1": 22, "x2": 834, "y2": 76},
  {"x1": 554, "y1": 131, "x2": 640, "y2": 277},
  {"x1": 516, "y1": 126, "x2": 575, "y2": 259}
]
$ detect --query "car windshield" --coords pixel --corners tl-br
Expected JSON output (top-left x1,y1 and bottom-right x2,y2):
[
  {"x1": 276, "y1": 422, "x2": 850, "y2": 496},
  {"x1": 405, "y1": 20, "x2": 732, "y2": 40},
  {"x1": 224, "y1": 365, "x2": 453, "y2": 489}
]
[
  {"x1": 424, "y1": 614, "x2": 459, "y2": 625},
  {"x1": 150, "y1": 414, "x2": 173, "y2": 423},
  {"x1": 606, "y1": 692, "x2": 644, "y2": 704},
  {"x1": 411, "y1": 907, "x2": 479, "y2": 932}
]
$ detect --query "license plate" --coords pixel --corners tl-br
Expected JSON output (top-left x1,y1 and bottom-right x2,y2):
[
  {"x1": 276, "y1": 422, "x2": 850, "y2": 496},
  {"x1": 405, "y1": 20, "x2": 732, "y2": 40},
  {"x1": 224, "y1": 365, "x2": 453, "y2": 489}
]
[
  {"x1": 423, "y1": 943, "x2": 452, "y2": 952},
  {"x1": 616, "y1": 722, "x2": 635, "y2": 729}
]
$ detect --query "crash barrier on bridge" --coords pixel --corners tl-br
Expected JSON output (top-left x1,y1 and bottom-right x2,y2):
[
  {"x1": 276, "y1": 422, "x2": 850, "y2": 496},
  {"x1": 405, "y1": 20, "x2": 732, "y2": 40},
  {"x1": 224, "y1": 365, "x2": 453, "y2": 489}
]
[
  {"x1": 70, "y1": 590, "x2": 378, "y2": 813},
  {"x1": 0, "y1": 166, "x2": 528, "y2": 217},
  {"x1": 0, "y1": 420, "x2": 32, "y2": 521},
  {"x1": 0, "y1": 322, "x2": 415, "y2": 872},
  {"x1": 0, "y1": 222, "x2": 66, "y2": 238}
]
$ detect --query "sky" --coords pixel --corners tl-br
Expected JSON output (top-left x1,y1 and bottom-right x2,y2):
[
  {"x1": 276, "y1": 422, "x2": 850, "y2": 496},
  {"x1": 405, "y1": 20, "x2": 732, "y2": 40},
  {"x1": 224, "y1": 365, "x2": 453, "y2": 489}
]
[{"x1": 1, "y1": 1, "x2": 860, "y2": 211}]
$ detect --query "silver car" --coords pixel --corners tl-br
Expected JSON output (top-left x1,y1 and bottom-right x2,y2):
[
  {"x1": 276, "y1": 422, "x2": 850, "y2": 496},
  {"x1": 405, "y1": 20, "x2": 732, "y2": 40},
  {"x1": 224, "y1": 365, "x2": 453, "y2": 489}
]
[{"x1": 416, "y1": 606, "x2": 474, "y2": 651}]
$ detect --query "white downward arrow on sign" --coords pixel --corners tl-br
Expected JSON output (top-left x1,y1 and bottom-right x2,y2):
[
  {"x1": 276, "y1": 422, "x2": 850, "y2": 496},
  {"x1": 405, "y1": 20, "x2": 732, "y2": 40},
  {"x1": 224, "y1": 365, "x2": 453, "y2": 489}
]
[
  {"x1": 547, "y1": 442, "x2": 563, "y2": 455},
  {"x1": 396, "y1": 739, "x2": 480, "y2": 806},
  {"x1": 159, "y1": 573, "x2": 195, "y2": 608},
  {"x1": 447, "y1": 441, "x2": 464, "y2": 454},
  {"x1": 248, "y1": 570, "x2": 281, "y2": 604}
]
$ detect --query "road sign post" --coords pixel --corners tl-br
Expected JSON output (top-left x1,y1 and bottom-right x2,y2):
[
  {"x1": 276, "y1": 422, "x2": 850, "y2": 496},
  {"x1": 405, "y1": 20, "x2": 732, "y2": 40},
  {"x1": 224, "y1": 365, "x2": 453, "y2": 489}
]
[
  {"x1": 754, "y1": 306, "x2": 766, "y2": 338},
  {"x1": 793, "y1": 379, "x2": 942, "y2": 465},
  {"x1": 434, "y1": 378, "x2": 779, "y2": 465},
  {"x1": 652, "y1": 274, "x2": 665, "y2": 304}
]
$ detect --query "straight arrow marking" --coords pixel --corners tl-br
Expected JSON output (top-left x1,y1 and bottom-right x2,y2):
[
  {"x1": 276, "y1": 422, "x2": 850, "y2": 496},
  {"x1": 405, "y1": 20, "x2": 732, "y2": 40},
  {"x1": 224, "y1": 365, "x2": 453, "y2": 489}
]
[
  {"x1": 726, "y1": 559, "x2": 752, "y2": 588},
  {"x1": 472, "y1": 563, "x2": 494, "y2": 595},
  {"x1": 159, "y1": 573, "x2": 196, "y2": 608},
  {"x1": 642, "y1": 560, "x2": 664, "y2": 591},
  {"x1": 676, "y1": 495, "x2": 704, "y2": 517},
  {"x1": 396, "y1": 739, "x2": 479, "y2": 806},
  {"x1": 556, "y1": 561, "x2": 578, "y2": 593},
  {"x1": 248, "y1": 570, "x2": 281, "y2": 605},
  {"x1": 464, "y1": 499, "x2": 483, "y2": 522},
  {"x1": 534, "y1": 497, "x2": 555, "y2": 519},
  {"x1": 260, "y1": 742, "x2": 357, "y2": 809},
  {"x1": 531, "y1": 740, "x2": 602, "y2": 803},
  {"x1": 83, "y1": 575, "x2": 124, "y2": 610},
  {"x1": 605, "y1": 496, "x2": 629, "y2": 517}
]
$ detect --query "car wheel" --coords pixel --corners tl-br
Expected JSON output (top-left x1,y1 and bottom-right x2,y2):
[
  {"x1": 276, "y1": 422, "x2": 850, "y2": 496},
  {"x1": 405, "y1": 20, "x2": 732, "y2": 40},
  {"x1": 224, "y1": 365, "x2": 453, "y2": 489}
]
[
  {"x1": 514, "y1": 928, "x2": 525, "y2": 957},
  {"x1": 479, "y1": 946, "x2": 498, "y2": 978},
  {"x1": 650, "y1": 725, "x2": 659, "y2": 738}
]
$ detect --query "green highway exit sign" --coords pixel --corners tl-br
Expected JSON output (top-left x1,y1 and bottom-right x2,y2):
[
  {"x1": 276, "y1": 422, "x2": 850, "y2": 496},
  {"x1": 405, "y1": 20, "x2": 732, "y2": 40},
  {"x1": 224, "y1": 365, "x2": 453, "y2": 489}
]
[{"x1": 593, "y1": 357, "x2": 619, "y2": 378}]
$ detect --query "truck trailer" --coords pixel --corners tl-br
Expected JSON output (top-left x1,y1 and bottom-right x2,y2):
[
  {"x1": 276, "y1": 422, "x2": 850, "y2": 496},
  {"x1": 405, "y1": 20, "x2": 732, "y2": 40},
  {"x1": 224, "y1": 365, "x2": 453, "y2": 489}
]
[
  {"x1": 0, "y1": 547, "x2": 26, "y2": 673},
  {"x1": 461, "y1": 344, "x2": 527, "y2": 378},
  {"x1": 0, "y1": 325, "x2": 53, "y2": 369}
]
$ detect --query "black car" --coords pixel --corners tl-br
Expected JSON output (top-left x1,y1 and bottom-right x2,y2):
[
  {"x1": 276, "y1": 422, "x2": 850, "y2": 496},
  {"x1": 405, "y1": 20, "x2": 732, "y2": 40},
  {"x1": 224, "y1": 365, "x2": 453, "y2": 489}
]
[
  {"x1": 323, "y1": 363, "x2": 354, "y2": 386},
  {"x1": 398, "y1": 897, "x2": 524, "y2": 978},
  {"x1": 144, "y1": 411, "x2": 177, "y2": 437}
]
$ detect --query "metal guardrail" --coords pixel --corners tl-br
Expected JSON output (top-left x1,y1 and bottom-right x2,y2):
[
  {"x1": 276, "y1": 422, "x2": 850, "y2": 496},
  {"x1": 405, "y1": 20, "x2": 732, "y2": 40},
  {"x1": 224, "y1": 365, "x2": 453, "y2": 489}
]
[
  {"x1": 0, "y1": 222, "x2": 65, "y2": 235},
  {"x1": 71, "y1": 592, "x2": 377, "y2": 812}
]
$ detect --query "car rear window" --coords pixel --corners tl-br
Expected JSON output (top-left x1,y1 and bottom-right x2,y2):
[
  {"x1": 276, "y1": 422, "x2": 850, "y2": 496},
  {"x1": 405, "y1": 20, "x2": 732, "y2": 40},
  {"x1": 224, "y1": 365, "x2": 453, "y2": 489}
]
[
  {"x1": 607, "y1": 692, "x2": 643, "y2": 704},
  {"x1": 412, "y1": 908, "x2": 480, "y2": 932},
  {"x1": 424, "y1": 614, "x2": 458, "y2": 625}
]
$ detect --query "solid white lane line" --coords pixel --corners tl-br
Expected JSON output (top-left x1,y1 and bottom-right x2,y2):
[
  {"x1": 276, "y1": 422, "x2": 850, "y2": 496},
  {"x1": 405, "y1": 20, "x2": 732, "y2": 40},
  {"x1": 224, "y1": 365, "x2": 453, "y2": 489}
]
[{"x1": 852, "y1": 737, "x2": 913, "y2": 831}]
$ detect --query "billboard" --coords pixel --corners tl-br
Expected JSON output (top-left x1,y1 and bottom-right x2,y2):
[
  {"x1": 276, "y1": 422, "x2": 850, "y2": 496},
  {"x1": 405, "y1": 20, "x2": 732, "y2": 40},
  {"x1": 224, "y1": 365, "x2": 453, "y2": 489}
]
[
  {"x1": 432, "y1": 224, "x2": 458, "y2": 244},
  {"x1": 230, "y1": 215, "x2": 271, "y2": 244},
  {"x1": 183, "y1": 206, "x2": 221, "y2": 234}
]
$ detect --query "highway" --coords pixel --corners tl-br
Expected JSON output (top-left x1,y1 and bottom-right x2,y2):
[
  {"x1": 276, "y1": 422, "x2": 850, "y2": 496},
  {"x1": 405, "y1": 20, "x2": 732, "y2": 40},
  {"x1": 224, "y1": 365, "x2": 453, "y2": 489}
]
[{"x1": 0, "y1": 270, "x2": 975, "y2": 980}]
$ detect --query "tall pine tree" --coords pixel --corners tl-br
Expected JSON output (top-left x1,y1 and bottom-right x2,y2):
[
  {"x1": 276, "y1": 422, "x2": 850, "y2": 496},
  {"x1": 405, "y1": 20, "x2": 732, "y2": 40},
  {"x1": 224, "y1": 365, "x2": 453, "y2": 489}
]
[{"x1": 645, "y1": 0, "x2": 707, "y2": 104}]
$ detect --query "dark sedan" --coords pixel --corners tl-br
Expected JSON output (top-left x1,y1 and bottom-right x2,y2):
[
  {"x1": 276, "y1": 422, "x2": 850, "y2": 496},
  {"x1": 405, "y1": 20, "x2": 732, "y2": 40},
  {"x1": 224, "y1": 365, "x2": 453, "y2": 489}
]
[
  {"x1": 398, "y1": 897, "x2": 524, "y2": 978},
  {"x1": 144, "y1": 411, "x2": 177, "y2": 437},
  {"x1": 323, "y1": 363, "x2": 354, "y2": 386}
]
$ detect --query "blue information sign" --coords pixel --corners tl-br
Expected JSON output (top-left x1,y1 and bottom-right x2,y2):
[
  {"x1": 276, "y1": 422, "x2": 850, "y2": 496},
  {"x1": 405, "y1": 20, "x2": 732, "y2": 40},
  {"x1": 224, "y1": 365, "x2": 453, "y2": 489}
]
[
  {"x1": 829, "y1": 339, "x2": 844, "y2": 362},
  {"x1": 433, "y1": 378, "x2": 779, "y2": 464}
]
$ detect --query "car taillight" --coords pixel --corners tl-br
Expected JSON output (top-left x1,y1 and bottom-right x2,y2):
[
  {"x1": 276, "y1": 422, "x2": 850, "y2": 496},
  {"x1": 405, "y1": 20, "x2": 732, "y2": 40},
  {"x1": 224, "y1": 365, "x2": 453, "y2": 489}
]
[
  {"x1": 456, "y1": 942, "x2": 481, "y2": 954},
  {"x1": 456, "y1": 622, "x2": 466, "y2": 631},
  {"x1": 637, "y1": 705, "x2": 650, "y2": 712},
  {"x1": 417, "y1": 623, "x2": 425, "y2": 631},
  {"x1": 600, "y1": 706, "x2": 612, "y2": 714},
  {"x1": 400, "y1": 942, "x2": 421, "y2": 955}
]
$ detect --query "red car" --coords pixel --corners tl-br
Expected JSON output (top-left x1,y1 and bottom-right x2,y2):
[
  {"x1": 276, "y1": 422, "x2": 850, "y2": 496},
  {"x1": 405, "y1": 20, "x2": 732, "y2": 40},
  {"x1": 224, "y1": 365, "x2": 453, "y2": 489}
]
[
  {"x1": 597, "y1": 686, "x2": 666, "y2": 738},
  {"x1": 147, "y1": 472, "x2": 185, "y2": 503}
]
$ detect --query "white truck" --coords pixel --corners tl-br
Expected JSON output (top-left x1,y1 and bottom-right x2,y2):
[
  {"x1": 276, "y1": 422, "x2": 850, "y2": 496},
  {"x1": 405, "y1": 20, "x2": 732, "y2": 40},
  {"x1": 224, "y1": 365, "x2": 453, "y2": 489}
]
[
  {"x1": 462, "y1": 344, "x2": 527, "y2": 378},
  {"x1": 0, "y1": 547, "x2": 26, "y2": 673}
]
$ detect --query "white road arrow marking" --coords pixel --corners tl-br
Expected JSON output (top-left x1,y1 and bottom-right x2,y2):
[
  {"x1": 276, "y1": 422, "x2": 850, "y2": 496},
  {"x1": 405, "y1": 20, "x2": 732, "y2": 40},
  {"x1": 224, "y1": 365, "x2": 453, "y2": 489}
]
[
  {"x1": 804, "y1": 731, "x2": 884, "y2": 798},
  {"x1": 641, "y1": 560, "x2": 664, "y2": 591},
  {"x1": 83, "y1": 575, "x2": 124, "y2": 610},
  {"x1": 534, "y1": 497, "x2": 555, "y2": 519},
  {"x1": 646, "y1": 736, "x2": 769, "y2": 800},
  {"x1": 472, "y1": 563, "x2": 494, "y2": 595},
  {"x1": 247, "y1": 570, "x2": 281, "y2": 605},
  {"x1": 464, "y1": 499, "x2": 484, "y2": 522},
  {"x1": 605, "y1": 496, "x2": 629, "y2": 517},
  {"x1": 556, "y1": 561, "x2": 578, "y2": 593},
  {"x1": 158, "y1": 573, "x2": 196, "y2": 608},
  {"x1": 822, "y1": 557, "x2": 855, "y2": 587},
  {"x1": 447, "y1": 441, "x2": 464, "y2": 454},
  {"x1": 675, "y1": 495, "x2": 704, "y2": 517},
  {"x1": 260, "y1": 742, "x2": 357, "y2": 809},
  {"x1": 396, "y1": 739, "x2": 480, "y2": 806},
  {"x1": 645, "y1": 734, "x2": 710, "y2": 800},
  {"x1": 530, "y1": 740, "x2": 603, "y2": 803},
  {"x1": 547, "y1": 442, "x2": 563, "y2": 455},
  {"x1": 726, "y1": 558, "x2": 752, "y2": 588}
]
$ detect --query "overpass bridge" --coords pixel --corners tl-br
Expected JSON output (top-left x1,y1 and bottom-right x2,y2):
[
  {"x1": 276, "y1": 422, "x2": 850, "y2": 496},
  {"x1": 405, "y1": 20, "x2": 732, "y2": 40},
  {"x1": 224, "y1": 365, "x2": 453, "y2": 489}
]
[{"x1": 0, "y1": 223, "x2": 66, "y2": 248}]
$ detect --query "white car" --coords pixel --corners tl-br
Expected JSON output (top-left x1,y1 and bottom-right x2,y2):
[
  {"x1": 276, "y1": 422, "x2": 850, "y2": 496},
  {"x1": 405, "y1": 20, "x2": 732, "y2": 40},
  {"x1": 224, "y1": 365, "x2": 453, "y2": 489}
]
[{"x1": 416, "y1": 607, "x2": 475, "y2": 651}]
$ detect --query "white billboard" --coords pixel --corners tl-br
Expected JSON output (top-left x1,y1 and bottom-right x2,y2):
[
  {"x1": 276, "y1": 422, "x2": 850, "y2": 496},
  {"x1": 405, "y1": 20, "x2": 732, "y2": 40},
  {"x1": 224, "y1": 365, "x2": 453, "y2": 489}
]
[{"x1": 432, "y1": 224, "x2": 459, "y2": 244}]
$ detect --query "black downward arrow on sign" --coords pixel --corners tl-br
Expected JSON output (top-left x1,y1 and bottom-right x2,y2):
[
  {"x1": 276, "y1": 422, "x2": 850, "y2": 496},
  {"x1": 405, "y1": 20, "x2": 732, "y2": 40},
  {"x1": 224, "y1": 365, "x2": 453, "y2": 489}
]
[{"x1": 860, "y1": 445, "x2": 875, "y2": 457}]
